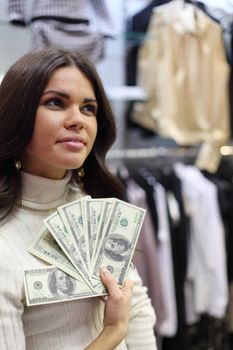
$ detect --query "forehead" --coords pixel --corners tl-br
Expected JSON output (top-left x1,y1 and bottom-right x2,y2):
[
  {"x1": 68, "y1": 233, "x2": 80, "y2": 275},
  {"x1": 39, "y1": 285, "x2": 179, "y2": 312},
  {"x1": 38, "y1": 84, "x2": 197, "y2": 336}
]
[
  {"x1": 55, "y1": 270, "x2": 65, "y2": 277},
  {"x1": 45, "y1": 66, "x2": 94, "y2": 94},
  {"x1": 106, "y1": 238, "x2": 116, "y2": 245}
]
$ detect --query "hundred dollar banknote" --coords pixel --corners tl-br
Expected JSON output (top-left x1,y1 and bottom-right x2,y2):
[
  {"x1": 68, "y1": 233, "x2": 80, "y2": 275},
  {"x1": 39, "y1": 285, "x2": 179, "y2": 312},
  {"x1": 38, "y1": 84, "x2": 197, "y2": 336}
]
[
  {"x1": 82, "y1": 197, "x2": 115, "y2": 272},
  {"x1": 57, "y1": 198, "x2": 90, "y2": 271},
  {"x1": 26, "y1": 197, "x2": 146, "y2": 306},
  {"x1": 82, "y1": 197, "x2": 105, "y2": 268},
  {"x1": 24, "y1": 266, "x2": 106, "y2": 306},
  {"x1": 89, "y1": 198, "x2": 115, "y2": 274},
  {"x1": 28, "y1": 225, "x2": 107, "y2": 295},
  {"x1": 43, "y1": 211, "x2": 94, "y2": 290},
  {"x1": 28, "y1": 225, "x2": 88, "y2": 283},
  {"x1": 92, "y1": 199, "x2": 146, "y2": 285}
]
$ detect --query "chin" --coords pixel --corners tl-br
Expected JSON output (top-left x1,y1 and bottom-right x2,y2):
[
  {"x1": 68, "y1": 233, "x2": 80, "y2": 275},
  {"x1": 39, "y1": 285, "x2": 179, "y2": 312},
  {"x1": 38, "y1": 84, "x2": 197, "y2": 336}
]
[
  {"x1": 61, "y1": 159, "x2": 84, "y2": 168},
  {"x1": 64, "y1": 165, "x2": 83, "y2": 171}
]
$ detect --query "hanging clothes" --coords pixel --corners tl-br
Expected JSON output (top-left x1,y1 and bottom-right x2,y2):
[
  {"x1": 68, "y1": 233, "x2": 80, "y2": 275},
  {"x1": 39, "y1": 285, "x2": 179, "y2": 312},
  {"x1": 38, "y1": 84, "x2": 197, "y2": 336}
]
[
  {"x1": 124, "y1": 162, "x2": 190, "y2": 348},
  {"x1": 126, "y1": 0, "x2": 171, "y2": 86},
  {"x1": 8, "y1": 0, "x2": 116, "y2": 63},
  {"x1": 132, "y1": 3, "x2": 230, "y2": 172},
  {"x1": 111, "y1": 152, "x2": 232, "y2": 348},
  {"x1": 153, "y1": 181, "x2": 178, "y2": 337},
  {"x1": 125, "y1": 0, "x2": 172, "y2": 131},
  {"x1": 174, "y1": 163, "x2": 229, "y2": 322},
  {"x1": 202, "y1": 157, "x2": 233, "y2": 337},
  {"x1": 126, "y1": 177, "x2": 167, "y2": 332}
]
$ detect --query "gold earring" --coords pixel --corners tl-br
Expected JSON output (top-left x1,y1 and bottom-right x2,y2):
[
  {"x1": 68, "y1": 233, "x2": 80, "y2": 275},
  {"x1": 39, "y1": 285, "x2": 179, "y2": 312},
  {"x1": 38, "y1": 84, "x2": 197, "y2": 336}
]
[
  {"x1": 15, "y1": 159, "x2": 22, "y2": 170},
  {"x1": 78, "y1": 167, "x2": 85, "y2": 178},
  {"x1": 77, "y1": 167, "x2": 85, "y2": 189}
]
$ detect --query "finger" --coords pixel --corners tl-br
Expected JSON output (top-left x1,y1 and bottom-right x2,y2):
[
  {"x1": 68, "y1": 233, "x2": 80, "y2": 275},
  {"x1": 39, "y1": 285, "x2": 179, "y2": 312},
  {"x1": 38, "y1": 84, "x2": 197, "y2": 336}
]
[
  {"x1": 99, "y1": 295, "x2": 109, "y2": 303},
  {"x1": 122, "y1": 278, "x2": 134, "y2": 290},
  {"x1": 121, "y1": 278, "x2": 134, "y2": 297},
  {"x1": 100, "y1": 267, "x2": 121, "y2": 298}
]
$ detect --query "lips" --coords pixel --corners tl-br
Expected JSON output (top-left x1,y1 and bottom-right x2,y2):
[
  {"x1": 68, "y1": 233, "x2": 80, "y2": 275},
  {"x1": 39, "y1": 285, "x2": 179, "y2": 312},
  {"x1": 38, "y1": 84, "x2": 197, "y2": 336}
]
[
  {"x1": 57, "y1": 136, "x2": 85, "y2": 145},
  {"x1": 57, "y1": 136, "x2": 86, "y2": 151}
]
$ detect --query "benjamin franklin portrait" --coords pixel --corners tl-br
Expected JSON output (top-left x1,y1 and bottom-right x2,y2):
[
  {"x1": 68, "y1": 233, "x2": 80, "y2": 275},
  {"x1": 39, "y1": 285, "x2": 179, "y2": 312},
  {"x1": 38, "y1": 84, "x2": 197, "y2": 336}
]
[
  {"x1": 48, "y1": 268, "x2": 76, "y2": 297},
  {"x1": 102, "y1": 234, "x2": 131, "y2": 262}
]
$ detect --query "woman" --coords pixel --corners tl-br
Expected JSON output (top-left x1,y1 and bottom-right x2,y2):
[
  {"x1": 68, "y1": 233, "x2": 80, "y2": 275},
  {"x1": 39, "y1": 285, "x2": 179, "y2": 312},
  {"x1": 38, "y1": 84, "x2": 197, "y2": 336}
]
[{"x1": 0, "y1": 47, "x2": 157, "y2": 349}]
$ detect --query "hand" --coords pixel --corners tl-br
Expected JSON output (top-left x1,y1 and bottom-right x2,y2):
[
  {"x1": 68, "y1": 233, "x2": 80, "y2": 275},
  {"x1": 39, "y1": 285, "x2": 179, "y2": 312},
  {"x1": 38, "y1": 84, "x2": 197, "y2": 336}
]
[
  {"x1": 84, "y1": 267, "x2": 133, "y2": 350},
  {"x1": 100, "y1": 267, "x2": 134, "y2": 338}
]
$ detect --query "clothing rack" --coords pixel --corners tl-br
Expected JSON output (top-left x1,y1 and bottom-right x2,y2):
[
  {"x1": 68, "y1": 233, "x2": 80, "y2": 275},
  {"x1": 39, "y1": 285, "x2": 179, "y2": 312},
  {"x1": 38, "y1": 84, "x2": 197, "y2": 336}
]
[
  {"x1": 107, "y1": 145, "x2": 233, "y2": 160},
  {"x1": 107, "y1": 146, "x2": 198, "y2": 159}
]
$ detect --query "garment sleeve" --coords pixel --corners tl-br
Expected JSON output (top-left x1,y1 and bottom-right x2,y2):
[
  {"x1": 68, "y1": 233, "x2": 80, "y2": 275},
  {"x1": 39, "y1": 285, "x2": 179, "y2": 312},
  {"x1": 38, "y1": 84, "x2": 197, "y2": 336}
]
[
  {"x1": 8, "y1": 0, "x2": 27, "y2": 26},
  {"x1": 125, "y1": 264, "x2": 157, "y2": 349},
  {"x1": 89, "y1": 0, "x2": 116, "y2": 37},
  {"x1": 0, "y1": 264, "x2": 26, "y2": 350}
]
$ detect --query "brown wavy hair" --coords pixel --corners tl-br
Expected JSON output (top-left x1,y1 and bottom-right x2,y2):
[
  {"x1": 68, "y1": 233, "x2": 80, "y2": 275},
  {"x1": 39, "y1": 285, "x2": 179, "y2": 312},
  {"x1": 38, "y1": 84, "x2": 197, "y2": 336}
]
[{"x1": 0, "y1": 47, "x2": 125, "y2": 220}]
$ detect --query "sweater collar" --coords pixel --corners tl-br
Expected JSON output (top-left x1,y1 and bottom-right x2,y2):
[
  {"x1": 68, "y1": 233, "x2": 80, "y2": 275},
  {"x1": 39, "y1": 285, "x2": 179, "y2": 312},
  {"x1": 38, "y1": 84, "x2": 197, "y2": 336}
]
[{"x1": 21, "y1": 171, "x2": 73, "y2": 210}]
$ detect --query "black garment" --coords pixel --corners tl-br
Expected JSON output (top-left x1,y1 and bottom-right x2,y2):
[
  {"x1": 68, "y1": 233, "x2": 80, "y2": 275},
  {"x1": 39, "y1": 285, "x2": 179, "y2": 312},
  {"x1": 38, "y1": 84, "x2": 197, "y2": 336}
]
[
  {"x1": 127, "y1": 163, "x2": 190, "y2": 349},
  {"x1": 186, "y1": 315, "x2": 229, "y2": 350},
  {"x1": 158, "y1": 169, "x2": 190, "y2": 350},
  {"x1": 202, "y1": 159, "x2": 233, "y2": 282},
  {"x1": 128, "y1": 166, "x2": 159, "y2": 239}
]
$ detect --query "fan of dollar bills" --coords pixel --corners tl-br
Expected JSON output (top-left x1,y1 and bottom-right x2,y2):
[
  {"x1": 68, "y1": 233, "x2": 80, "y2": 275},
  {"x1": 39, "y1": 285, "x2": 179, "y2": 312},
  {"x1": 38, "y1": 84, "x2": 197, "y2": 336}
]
[{"x1": 24, "y1": 196, "x2": 146, "y2": 306}]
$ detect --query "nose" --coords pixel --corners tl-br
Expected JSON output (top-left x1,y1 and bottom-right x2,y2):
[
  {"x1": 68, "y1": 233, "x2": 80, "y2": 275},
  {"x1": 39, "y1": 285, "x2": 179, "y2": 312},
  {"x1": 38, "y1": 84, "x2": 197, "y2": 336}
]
[{"x1": 65, "y1": 105, "x2": 84, "y2": 129}]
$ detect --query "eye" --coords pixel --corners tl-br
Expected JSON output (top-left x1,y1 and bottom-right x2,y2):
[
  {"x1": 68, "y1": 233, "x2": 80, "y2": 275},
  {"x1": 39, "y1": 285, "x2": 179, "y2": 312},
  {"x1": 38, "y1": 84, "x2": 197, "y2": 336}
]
[
  {"x1": 81, "y1": 104, "x2": 97, "y2": 116},
  {"x1": 44, "y1": 97, "x2": 65, "y2": 109}
]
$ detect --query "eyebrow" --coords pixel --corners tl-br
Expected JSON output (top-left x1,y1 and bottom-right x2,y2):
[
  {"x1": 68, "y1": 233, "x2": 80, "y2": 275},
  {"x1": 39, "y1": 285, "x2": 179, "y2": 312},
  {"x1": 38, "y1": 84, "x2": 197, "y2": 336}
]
[
  {"x1": 83, "y1": 98, "x2": 98, "y2": 104},
  {"x1": 41, "y1": 90, "x2": 98, "y2": 104},
  {"x1": 42, "y1": 90, "x2": 70, "y2": 99}
]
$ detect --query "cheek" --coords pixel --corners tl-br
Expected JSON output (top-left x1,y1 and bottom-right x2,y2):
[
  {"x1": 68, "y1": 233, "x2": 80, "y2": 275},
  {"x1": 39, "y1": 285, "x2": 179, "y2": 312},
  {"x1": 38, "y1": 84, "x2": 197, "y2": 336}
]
[
  {"x1": 24, "y1": 135, "x2": 38, "y2": 156},
  {"x1": 25, "y1": 126, "x2": 51, "y2": 156},
  {"x1": 92, "y1": 128, "x2": 98, "y2": 144},
  {"x1": 89, "y1": 122, "x2": 98, "y2": 144},
  {"x1": 32, "y1": 110, "x2": 57, "y2": 142}
]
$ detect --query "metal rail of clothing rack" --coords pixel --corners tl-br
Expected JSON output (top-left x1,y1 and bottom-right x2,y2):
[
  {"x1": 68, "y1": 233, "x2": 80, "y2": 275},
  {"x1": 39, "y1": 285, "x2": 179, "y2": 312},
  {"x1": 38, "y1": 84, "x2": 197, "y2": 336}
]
[
  {"x1": 107, "y1": 146, "x2": 198, "y2": 159},
  {"x1": 107, "y1": 145, "x2": 233, "y2": 160}
]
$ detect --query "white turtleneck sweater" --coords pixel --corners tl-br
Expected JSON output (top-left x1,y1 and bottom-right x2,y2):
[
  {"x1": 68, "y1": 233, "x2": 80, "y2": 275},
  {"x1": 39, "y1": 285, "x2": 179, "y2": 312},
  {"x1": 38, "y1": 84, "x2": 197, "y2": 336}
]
[{"x1": 0, "y1": 171, "x2": 157, "y2": 350}]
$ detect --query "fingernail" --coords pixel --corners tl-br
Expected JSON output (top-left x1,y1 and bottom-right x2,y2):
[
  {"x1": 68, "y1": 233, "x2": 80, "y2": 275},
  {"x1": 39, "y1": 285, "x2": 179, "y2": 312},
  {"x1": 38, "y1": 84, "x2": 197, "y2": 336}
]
[
  {"x1": 100, "y1": 267, "x2": 109, "y2": 275},
  {"x1": 102, "y1": 295, "x2": 109, "y2": 302}
]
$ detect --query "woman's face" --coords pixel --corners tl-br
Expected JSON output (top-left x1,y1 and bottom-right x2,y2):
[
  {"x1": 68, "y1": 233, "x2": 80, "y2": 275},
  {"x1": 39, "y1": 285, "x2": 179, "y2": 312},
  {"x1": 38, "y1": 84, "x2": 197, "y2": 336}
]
[{"x1": 22, "y1": 66, "x2": 98, "y2": 179}]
